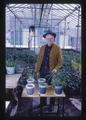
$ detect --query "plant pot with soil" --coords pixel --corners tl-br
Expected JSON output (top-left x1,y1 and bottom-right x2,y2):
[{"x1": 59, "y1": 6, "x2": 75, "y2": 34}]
[
  {"x1": 27, "y1": 77, "x2": 35, "y2": 84},
  {"x1": 6, "y1": 59, "x2": 15, "y2": 75},
  {"x1": 26, "y1": 83, "x2": 35, "y2": 95},
  {"x1": 39, "y1": 82, "x2": 47, "y2": 95},
  {"x1": 52, "y1": 78, "x2": 63, "y2": 94},
  {"x1": 38, "y1": 78, "x2": 46, "y2": 85},
  {"x1": 15, "y1": 60, "x2": 24, "y2": 73}
]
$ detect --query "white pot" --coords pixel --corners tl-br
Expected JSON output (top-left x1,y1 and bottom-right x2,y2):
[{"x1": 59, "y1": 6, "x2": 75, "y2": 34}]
[
  {"x1": 54, "y1": 85, "x2": 62, "y2": 94},
  {"x1": 27, "y1": 78, "x2": 35, "y2": 84},
  {"x1": 39, "y1": 83, "x2": 47, "y2": 94},
  {"x1": 6, "y1": 67, "x2": 15, "y2": 74},
  {"x1": 26, "y1": 84, "x2": 35, "y2": 95},
  {"x1": 38, "y1": 78, "x2": 46, "y2": 84}
]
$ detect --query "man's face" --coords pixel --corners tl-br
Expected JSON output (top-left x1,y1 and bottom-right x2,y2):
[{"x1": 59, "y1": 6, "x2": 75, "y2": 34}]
[{"x1": 45, "y1": 34, "x2": 54, "y2": 46}]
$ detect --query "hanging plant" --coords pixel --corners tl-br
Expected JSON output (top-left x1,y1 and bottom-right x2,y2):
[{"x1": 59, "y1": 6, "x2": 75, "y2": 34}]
[{"x1": 29, "y1": 26, "x2": 35, "y2": 33}]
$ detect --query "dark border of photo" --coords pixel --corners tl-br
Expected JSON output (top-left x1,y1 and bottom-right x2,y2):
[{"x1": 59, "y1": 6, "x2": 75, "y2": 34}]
[{"x1": 0, "y1": 0, "x2": 85, "y2": 120}]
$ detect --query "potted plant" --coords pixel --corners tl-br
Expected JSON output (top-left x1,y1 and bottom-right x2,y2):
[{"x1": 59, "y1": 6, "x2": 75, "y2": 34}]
[
  {"x1": 27, "y1": 75, "x2": 35, "y2": 84},
  {"x1": 38, "y1": 78, "x2": 46, "y2": 85},
  {"x1": 52, "y1": 78, "x2": 63, "y2": 94},
  {"x1": 6, "y1": 59, "x2": 15, "y2": 74},
  {"x1": 26, "y1": 83, "x2": 35, "y2": 95},
  {"x1": 15, "y1": 59, "x2": 24, "y2": 73},
  {"x1": 39, "y1": 82, "x2": 47, "y2": 95}
]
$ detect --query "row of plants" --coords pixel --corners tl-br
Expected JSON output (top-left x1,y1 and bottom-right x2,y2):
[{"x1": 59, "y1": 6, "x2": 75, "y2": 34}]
[
  {"x1": 17, "y1": 67, "x2": 35, "y2": 87},
  {"x1": 26, "y1": 77, "x2": 63, "y2": 96},
  {"x1": 6, "y1": 48, "x2": 81, "y2": 96},
  {"x1": 6, "y1": 48, "x2": 37, "y2": 63},
  {"x1": 17, "y1": 63, "x2": 81, "y2": 97},
  {"x1": 71, "y1": 60, "x2": 81, "y2": 72},
  {"x1": 56, "y1": 65, "x2": 81, "y2": 96},
  {"x1": 22, "y1": 70, "x2": 64, "y2": 95},
  {"x1": 20, "y1": 67, "x2": 81, "y2": 96},
  {"x1": 6, "y1": 48, "x2": 37, "y2": 74},
  {"x1": 62, "y1": 49, "x2": 81, "y2": 96},
  {"x1": 6, "y1": 48, "x2": 80, "y2": 67}
]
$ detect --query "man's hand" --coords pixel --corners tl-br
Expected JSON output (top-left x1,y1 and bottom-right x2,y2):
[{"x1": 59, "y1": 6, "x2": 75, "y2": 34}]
[{"x1": 52, "y1": 69, "x2": 57, "y2": 74}]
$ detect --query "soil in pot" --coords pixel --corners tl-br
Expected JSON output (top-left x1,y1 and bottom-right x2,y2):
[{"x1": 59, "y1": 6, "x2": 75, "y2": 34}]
[
  {"x1": 38, "y1": 78, "x2": 46, "y2": 85},
  {"x1": 27, "y1": 78, "x2": 35, "y2": 84}
]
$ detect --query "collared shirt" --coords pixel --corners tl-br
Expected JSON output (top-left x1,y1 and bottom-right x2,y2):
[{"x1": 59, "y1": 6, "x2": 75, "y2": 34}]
[{"x1": 40, "y1": 44, "x2": 53, "y2": 78}]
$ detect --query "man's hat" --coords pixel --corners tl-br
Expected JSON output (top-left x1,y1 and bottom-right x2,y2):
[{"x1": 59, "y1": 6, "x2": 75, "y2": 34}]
[{"x1": 43, "y1": 30, "x2": 56, "y2": 38}]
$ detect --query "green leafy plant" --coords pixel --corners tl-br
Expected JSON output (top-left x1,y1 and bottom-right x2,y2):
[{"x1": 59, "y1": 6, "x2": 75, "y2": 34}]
[
  {"x1": 6, "y1": 59, "x2": 15, "y2": 67},
  {"x1": 6, "y1": 53, "x2": 15, "y2": 67},
  {"x1": 71, "y1": 60, "x2": 81, "y2": 72},
  {"x1": 39, "y1": 82, "x2": 47, "y2": 86},
  {"x1": 6, "y1": 57, "x2": 15, "y2": 74},
  {"x1": 6, "y1": 48, "x2": 37, "y2": 68},
  {"x1": 52, "y1": 78, "x2": 62, "y2": 86}
]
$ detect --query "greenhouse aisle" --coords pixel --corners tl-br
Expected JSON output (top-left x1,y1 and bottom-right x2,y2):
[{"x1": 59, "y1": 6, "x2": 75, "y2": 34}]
[{"x1": 6, "y1": 97, "x2": 81, "y2": 117}]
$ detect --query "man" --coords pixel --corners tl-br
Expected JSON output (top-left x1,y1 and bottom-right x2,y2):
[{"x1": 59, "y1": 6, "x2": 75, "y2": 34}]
[{"x1": 35, "y1": 30, "x2": 62, "y2": 111}]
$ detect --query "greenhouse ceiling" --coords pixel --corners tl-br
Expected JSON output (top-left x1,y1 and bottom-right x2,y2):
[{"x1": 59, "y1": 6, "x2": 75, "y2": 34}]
[{"x1": 6, "y1": 4, "x2": 81, "y2": 29}]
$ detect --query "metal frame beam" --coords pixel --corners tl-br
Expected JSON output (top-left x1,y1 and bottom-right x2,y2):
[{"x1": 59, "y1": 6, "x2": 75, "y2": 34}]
[
  {"x1": 34, "y1": 4, "x2": 36, "y2": 53},
  {"x1": 52, "y1": 5, "x2": 79, "y2": 18},
  {"x1": 61, "y1": 4, "x2": 80, "y2": 17},
  {"x1": 7, "y1": 6, "x2": 74, "y2": 11},
  {"x1": 55, "y1": 6, "x2": 80, "y2": 26},
  {"x1": 30, "y1": 4, "x2": 33, "y2": 22},
  {"x1": 39, "y1": 4, "x2": 44, "y2": 27},
  {"x1": 45, "y1": 4, "x2": 53, "y2": 27},
  {"x1": 76, "y1": 8, "x2": 80, "y2": 50},
  {"x1": 41, "y1": 4, "x2": 48, "y2": 22},
  {"x1": 7, "y1": 5, "x2": 23, "y2": 25},
  {"x1": 17, "y1": 17, "x2": 61, "y2": 20}
]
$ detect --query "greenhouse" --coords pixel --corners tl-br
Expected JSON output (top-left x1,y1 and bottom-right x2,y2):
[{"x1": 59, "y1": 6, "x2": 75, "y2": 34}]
[{"x1": 5, "y1": 4, "x2": 81, "y2": 117}]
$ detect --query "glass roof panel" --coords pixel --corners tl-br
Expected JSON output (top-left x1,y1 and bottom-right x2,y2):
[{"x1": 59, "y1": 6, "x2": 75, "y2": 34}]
[{"x1": 5, "y1": 4, "x2": 81, "y2": 29}]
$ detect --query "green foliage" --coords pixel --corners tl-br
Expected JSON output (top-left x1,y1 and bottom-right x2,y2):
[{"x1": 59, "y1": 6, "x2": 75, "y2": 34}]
[
  {"x1": 6, "y1": 48, "x2": 80, "y2": 94},
  {"x1": 61, "y1": 49, "x2": 81, "y2": 93},
  {"x1": 6, "y1": 48, "x2": 37, "y2": 68},
  {"x1": 6, "y1": 54, "x2": 15, "y2": 67},
  {"x1": 52, "y1": 78, "x2": 63, "y2": 86},
  {"x1": 71, "y1": 60, "x2": 81, "y2": 72},
  {"x1": 17, "y1": 67, "x2": 35, "y2": 86},
  {"x1": 39, "y1": 82, "x2": 47, "y2": 86},
  {"x1": 55, "y1": 65, "x2": 81, "y2": 91},
  {"x1": 6, "y1": 60, "x2": 15, "y2": 67}
]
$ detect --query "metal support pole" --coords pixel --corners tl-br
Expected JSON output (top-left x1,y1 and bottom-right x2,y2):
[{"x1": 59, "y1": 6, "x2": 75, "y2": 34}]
[
  {"x1": 56, "y1": 25, "x2": 59, "y2": 44},
  {"x1": 14, "y1": 16, "x2": 16, "y2": 48},
  {"x1": 63, "y1": 19, "x2": 66, "y2": 49},
  {"x1": 57, "y1": 98, "x2": 60, "y2": 117},
  {"x1": 39, "y1": 4, "x2": 44, "y2": 27},
  {"x1": 62, "y1": 97, "x2": 64, "y2": 118},
  {"x1": 58, "y1": 24, "x2": 60, "y2": 46},
  {"x1": 34, "y1": 6, "x2": 36, "y2": 54},
  {"x1": 28, "y1": 28, "x2": 30, "y2": 48},
  {"x1": 46, "y1": 4, "x2": 53, "y2": 28},
  {"x1": 18, "y1": 20, "x2": 19, "y2": 47},
  {"x1": 51, "y1": 11, "x2": 52, "y2": 30},
  {"x1": 76, "y1": 7, "x2": 80, "y2": 51},
  {"x1": 34, "y1": 30, "x2": 35, "y2": 54},
  {"x1": 20, "y1": 22, "x2": 21, "y2": 48}
]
